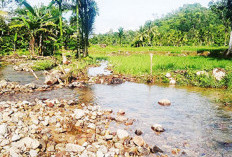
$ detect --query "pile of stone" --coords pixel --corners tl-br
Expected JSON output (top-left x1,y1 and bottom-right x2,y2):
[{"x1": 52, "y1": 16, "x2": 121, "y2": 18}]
[
  {"x1": 0, "y1": 99, "x2": 167, "y2": 156},
  {"x1": 13, "y1": 63, "x2": 34, "y2": 72},
  {"x1": 0, "y1": 80, "x2": 37, "y2": 95}
]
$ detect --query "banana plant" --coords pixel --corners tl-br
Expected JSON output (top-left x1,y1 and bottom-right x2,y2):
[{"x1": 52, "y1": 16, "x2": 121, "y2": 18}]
[{"x1": 11, "y1": 1, "x2": 57, "y2": 55}]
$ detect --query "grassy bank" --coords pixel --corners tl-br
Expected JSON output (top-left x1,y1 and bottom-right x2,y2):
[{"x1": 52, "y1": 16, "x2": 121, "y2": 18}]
[{"x1": 90, "y1": 46, "x2": 232, "y2": 89}]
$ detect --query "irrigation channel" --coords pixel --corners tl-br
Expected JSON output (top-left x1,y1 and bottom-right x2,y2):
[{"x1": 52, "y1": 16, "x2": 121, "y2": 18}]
[{"x1": 0, "y1": 62, "x2": 231, "y2": 157}]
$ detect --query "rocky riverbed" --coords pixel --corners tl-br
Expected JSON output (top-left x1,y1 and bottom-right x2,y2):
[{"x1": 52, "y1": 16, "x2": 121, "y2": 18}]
[{"x1": 0, "y1": 98, "x2": 166, "y2": 156}]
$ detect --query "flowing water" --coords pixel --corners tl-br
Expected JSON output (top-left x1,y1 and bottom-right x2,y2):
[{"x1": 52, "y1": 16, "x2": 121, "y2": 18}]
[{"x1": 0, "y1": 64, "x2": 231, "y2": 156}]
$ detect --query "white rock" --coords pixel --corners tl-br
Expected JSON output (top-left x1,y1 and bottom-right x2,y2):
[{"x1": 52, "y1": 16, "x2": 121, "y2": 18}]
[
  {"x1": 11, "y1": 134, "x2": 21, "y2": 142},
  {"x1": 22, "y1": 101, "x2": 31, "y2": 106},
  {"x1": 87, "y1": 123, "x2": 96, "y2": 130},
  {"x1": 158, "y1": 99, "x2": 171, "y2": 106},
  {"x1": 0, "y1": 124, "x2": 7, "y2": 136},
  {"x1": 0, "y1": 139, "x2": 10, "y2": 146},
  {"x1": 29, "y1": 150, "x2": 38, "y2": 157},
  {"x1": 169, "y1": 79, "x2": 176, "y2": 85},
  {"x1": 97, "y1": 150, "x2": 104, "y2": 157},
  {"x1": 165, "y1": 73, "x2": 171, "y2": 78},
  {"x1": 12, "y1": 137, "x2": 40, "y2": 149},
  {"x1": 196, "y1": 71, "x2": 208, "y2": 76},
  {"x1": 151, "y1": 124, "x2": 165, "y2": 132},
  {"x1": 66, "y1": 143, "x2": 85, "y2": 153},
  {"x1": 74, "y1": 109, "x2": 85, "y2": 120},
  {"x1": 213, "y1": 68, "x2": 226, "y2": 81},
  {"x1": 117, "y1": 129, "x2": 129, "y2": 140}
]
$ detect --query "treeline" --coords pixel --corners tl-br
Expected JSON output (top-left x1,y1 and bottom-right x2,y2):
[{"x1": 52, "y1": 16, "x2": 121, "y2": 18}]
[
  {"x1": 90, "y1": 3, "x2": 231, "y2": 47},
  {"x1": 0, "y1": 0, "x2": 98, "y2": 57}
]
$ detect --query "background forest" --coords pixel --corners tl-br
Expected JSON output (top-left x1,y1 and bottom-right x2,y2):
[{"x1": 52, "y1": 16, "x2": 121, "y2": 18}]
[{"x1": 91, "y1": 3, "x2": 231, "y2": 47}]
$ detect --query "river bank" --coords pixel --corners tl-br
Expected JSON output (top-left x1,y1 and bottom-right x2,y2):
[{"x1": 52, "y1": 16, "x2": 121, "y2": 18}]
[{"x1": 0, "y1": 52, "x2": 232, "y2": 156}]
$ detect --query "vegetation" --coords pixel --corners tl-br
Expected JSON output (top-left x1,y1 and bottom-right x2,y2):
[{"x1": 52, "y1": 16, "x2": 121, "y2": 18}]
[
  {"x1": 0, "y1": 0, "x2": 98, "y2": 57},
  {"x1": 90, "y1": 2, "x2": 232, "y2": 58}
]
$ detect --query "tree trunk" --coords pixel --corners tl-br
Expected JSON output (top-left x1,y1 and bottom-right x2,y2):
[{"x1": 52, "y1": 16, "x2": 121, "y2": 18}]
[
  {"x1": 13, "y1": 43, "x2": 16, "y2": 54},
  {"x1": 39, "y1": 34, "x2": 42, "y2": 56},
  {"x1": 225, "y1": 31, "x2": 232, "y2": 57},
  {"x1": 58, "y1": 3, "x2": 63, "y2": 50},
  {"x1": 76, "y1": 0, "x2": 81, "y2": 58},
  {"x1": 29, "y1": 36, "x2": 35, "y2": 56}
]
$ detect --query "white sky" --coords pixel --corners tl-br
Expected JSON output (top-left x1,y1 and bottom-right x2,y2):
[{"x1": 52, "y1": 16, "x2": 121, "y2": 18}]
[{"x1": 26, "y1": 0, "x2": 211, "y2": 34}]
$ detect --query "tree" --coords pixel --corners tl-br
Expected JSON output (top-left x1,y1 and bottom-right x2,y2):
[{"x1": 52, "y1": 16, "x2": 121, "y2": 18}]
[
  {"x1": 11, "y1": 2, "x2": 57, "y2": 55},
  {"x1": 209, "y1": 0, "x2": 232, "y2": 56},
  {"x1": 79, "y1": 0, "x2": 98, "y2": 57},
  {"x1": 118, "y1": 27, "x2": 124, "y2": 46}
]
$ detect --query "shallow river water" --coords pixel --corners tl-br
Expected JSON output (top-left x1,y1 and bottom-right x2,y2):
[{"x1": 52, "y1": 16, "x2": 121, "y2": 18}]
[{"x1": 0, "y1": 64, "x2": 231, "y2": 156}]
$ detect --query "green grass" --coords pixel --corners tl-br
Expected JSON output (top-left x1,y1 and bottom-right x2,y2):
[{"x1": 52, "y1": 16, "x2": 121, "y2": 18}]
[
  {"x1": 31, "y1": 60, "x2": 56, "y2": 71},
  {"x1": 107, "y1": 55, "x2": 232, "y2": 75},
  {"x1": 90, "y1": 46, "x2": 232, "y2": 89},
  {"x1": 89, "y1": 45, "x2": 227, "y2": 54}
]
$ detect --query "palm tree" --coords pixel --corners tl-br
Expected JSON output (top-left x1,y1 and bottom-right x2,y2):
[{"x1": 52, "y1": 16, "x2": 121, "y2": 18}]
[
  {"x1": 79, "y1": 0, "x2": 98, "y2": 57},
  {"x1": 68, "y1": 0, "x2": 81, "y2": 58},
  {"x1": 118, "y1": 27, "x2": 124, "y2": 46}
]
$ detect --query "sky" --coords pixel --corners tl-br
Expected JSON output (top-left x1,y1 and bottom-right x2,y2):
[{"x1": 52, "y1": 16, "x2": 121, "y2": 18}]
[{"x1": 27, "y1": 0, "x2": 212, "y2": 34}]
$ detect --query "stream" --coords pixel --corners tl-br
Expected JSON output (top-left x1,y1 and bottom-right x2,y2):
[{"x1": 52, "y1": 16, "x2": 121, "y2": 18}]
[{"x1": 0, "y1": 63, "x2": 231, "y2": 156}]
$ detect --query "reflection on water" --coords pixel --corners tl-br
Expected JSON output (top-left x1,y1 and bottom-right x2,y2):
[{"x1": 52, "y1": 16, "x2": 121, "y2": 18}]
[
  {"x1": 0, "y1": 65, "x2": 44, "y2": 85},
  {"x1": 0, "y1": 65, "x2": 232, "y2": 156}
]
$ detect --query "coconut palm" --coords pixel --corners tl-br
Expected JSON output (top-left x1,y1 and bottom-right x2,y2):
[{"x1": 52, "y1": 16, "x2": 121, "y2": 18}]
[
  {"x1": 118, "y1": 27, "x2": 124, "y2": 46},
  {"x1": 79, "y1": 0, "x2": 98, "y2": 57}
]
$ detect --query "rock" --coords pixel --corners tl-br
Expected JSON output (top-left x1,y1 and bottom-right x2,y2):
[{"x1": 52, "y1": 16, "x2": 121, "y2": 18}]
[
  {"x1": 0, "y1": 139, "x2": 10, "y2": 146},
  {"x1": 133, "y1": 136, "x2": 145, "y2": 146},
  {"x1": 11, "y1": 134, "x2": 21, "y2": 142},
  {"x1": 196, "y1": 71, "x2": 208, "y2": 76},
  {"x1": 135, "y1": 130, "x2": 143, "y2": 136},
  {"x1": 97, "y1": 150, "x2": 104, "y2": 157},
  {"x1": 44, "y1": 75, "x2": 58, "y2": 85},
  {"x1": 213, "y1": 68, "x2": 226, "y2": 81},
  {"x1": 66, "y1": 143, "x2": 85, "y2": 153},
  {"x1": 13, "y1": 137, "x2": 40, "y2": 149},
  {"x1": 0, "y1": 124, "x2": 7, "y2": 136},
  {"x1": 125, "y1": 119, "x2": 134, "y2": 126},
  {"x1": 138, "y1": 147, "x2": 150, "y2": 155},
  {"x1": 105, "y1": 135, "x2": 113, "y2": 141},
  {"x1": 151, "y1": 145, "x2": 163, "y2": 153},
  {"x1": 117, "y1": 129, "x2": 129, "y2": 140},
  {"x1": 29, "y1": 150, "x2": 38, "y2": 157},
  {"x1": 88, "y1": 123, "x2": 96, "y2": 130},
  {"x1": 114, "y1": 142, "x2": 124, "y2": 149},
  {"x1": 151, "y1": 124, "x2": 165, "y2": 132},
  {"x1": 74, "y1": 109, "x2": 85, "y2": 120},
  {"x1": 117, "y1": 109, "x2": 125, "y2": 116},
  {"x1": 116, "y1": 116, "x2": 128, "y2": 122},
  {"x1": 169, "y1": 79, "x2": 176, "y2": 85},
  {"x1": 165, "y1": 73, "x2": 171, "y2": 78},
  {"x1": 158, "y1": 99, "x2": 171, "y2": 106},
  {"x1": 110, "y1": 77, "x2": 123, "y2": 84}
]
